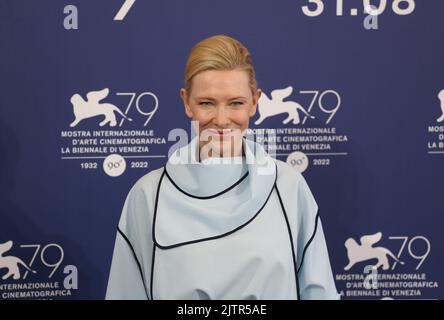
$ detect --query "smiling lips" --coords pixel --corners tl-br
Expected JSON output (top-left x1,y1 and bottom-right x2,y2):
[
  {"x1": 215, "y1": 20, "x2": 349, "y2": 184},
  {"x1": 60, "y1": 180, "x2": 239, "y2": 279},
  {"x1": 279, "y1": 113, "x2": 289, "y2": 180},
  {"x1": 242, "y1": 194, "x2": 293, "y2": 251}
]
[{"x1": 207, "y1": 128, "x2": 236, "y2": 138}]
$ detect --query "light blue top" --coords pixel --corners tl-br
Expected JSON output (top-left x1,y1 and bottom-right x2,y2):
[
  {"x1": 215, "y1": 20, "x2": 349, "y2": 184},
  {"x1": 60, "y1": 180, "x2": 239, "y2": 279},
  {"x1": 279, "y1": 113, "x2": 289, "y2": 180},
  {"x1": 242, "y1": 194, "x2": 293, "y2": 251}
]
[{"x1": 106, "y1": 137, "x2": 340, "y2": 300}]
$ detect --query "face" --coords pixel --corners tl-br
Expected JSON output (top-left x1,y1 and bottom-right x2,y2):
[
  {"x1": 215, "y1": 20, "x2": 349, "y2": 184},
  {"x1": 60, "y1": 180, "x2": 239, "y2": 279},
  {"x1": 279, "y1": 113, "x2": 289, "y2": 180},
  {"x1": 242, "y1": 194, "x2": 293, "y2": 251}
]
[{"x1": 180, "y1": 69, "x2": 261, "y2": 160}]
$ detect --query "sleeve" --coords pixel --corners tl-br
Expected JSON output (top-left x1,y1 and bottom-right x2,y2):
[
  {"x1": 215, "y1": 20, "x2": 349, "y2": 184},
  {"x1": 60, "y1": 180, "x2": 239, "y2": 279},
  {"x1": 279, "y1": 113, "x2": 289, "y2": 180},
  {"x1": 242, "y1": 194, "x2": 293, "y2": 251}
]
[
  {"x1": 105, "y1": 185, "x2": 152, "y2": 300},
  {"x1": 295, "y1": 177, "x2": 340, "y2": 300},
  {"x1": 105, "y1": 231, "x2": 149, "y2": 300}
]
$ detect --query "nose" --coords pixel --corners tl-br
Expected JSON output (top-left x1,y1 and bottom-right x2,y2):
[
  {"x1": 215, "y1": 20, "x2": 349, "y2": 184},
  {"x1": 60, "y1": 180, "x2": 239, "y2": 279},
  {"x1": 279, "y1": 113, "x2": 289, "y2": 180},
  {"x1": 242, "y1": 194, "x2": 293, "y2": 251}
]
[{"x1": 213, "y1": 106, "x2": 230, "y2": 128}]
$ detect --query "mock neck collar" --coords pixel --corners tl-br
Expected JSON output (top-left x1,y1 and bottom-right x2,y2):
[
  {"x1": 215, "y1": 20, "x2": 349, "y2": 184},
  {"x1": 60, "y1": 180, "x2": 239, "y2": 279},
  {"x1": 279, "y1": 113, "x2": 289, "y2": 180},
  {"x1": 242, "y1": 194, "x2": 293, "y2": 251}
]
[
  {"x1": 165, "y1": 136, "x2": 276, "y2": 198},
  {"x1": 156, "y1": 136, "x2": 277, "y2": 248}
]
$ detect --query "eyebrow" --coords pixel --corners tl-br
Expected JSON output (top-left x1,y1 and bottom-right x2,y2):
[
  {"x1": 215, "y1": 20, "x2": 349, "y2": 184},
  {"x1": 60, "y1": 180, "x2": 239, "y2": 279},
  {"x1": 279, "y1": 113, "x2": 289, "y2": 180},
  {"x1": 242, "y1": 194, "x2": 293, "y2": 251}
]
[{"x1": 194, "y1": 96, "x2": 247, "y2": 101}]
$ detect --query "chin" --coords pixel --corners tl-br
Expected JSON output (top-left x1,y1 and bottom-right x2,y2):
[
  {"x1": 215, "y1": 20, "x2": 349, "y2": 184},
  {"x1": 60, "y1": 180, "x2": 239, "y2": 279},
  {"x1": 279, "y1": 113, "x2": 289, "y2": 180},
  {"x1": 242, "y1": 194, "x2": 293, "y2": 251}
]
[{"x1": 200, "y1": 140, "x2": 240, "y2": 158}]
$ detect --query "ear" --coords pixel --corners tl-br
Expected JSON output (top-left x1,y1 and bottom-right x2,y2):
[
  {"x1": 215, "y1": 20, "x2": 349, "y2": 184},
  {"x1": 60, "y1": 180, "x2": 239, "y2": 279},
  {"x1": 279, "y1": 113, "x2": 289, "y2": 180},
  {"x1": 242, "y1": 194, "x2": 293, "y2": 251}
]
[
  {"x1": 0, "y1": 240, "x2": 12, "y2": 254},
  {"x1": 180, "y1": 88, "x2": 194, "y2": 119},
  {"x1": 249, "y1": 88, "x2": 262, "y2": 117}
]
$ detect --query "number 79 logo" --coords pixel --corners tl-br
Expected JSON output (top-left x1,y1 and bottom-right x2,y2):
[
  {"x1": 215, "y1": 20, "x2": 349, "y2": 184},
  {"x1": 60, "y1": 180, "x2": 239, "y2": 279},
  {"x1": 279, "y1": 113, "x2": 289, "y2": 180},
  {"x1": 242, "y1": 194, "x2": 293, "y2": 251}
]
[{"x1": 389, "y1": 236, "x2": 430, "y2": 270}]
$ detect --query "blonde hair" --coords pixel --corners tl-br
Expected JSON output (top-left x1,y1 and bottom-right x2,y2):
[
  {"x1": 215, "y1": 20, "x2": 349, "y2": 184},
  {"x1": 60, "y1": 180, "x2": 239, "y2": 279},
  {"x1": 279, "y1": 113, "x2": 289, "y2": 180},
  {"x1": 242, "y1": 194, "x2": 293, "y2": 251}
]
[{"x1": 183, "y1": 35, "x2": 258, "y2": 94}]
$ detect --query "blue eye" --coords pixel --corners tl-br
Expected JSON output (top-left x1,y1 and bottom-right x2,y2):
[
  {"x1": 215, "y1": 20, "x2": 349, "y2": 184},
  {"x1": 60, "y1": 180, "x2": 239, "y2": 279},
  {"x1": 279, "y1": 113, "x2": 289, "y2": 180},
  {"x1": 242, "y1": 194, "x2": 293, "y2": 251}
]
[
  {"x1": 231, "y1": 101, "x2": 244, "y2": 106},
  {"x1": 199, "y1": 102, "x2": 212, "y2": 106}
]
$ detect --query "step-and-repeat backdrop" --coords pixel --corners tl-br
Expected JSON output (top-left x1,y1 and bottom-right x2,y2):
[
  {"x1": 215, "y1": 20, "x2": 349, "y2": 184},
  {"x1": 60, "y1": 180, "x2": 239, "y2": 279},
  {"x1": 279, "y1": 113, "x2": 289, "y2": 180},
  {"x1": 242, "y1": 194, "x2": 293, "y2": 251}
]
[{"x1": 1, "y1": 0, "x2": 443, "y2": 300}]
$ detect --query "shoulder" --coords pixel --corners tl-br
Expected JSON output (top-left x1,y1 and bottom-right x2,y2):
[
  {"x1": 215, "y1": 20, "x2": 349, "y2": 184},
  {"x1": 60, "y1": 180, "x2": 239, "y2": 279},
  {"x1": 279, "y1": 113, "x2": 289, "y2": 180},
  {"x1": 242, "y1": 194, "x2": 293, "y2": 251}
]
[
  {"x1": 273, "y1": 159, "x2": 318, "y2": 214},
  {"x1": 131, "y1": 166, "x2": 165, "y2": 195},
  {"x1": 118, "y1": 166, "x2": 165, "y2": 232},
  {"x1": 274, "y1": 159, "x2": 306, "y2": 188}
]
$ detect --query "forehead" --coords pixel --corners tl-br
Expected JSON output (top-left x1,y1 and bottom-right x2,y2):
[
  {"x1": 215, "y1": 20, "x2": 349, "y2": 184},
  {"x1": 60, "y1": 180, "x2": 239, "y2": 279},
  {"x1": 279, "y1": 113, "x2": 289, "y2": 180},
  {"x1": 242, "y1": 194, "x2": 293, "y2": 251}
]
[{"x1": 190, "y1": 69, "x2": 250, "y2": 98}]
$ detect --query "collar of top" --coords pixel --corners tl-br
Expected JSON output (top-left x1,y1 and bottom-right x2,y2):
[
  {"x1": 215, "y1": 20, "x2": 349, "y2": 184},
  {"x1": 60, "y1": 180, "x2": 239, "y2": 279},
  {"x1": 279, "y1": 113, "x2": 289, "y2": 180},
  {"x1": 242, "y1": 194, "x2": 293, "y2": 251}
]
[
  {"x1": 165, "y1": 136, "x2": 276, "y2": 198},
  {"x1": 154, "y1": 136, "x2": 277, "y2": 248}
]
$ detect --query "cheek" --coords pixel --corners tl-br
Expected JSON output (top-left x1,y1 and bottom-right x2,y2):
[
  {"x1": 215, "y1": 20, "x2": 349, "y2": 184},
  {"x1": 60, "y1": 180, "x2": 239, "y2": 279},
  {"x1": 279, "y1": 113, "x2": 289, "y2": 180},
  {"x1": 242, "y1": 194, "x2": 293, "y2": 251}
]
[
  {"x1": 232, "y1": 109, "x2": 252, "y2": 128},
  {"x1": 192, "y1": 109, "x2": 213, "y2": 127}
]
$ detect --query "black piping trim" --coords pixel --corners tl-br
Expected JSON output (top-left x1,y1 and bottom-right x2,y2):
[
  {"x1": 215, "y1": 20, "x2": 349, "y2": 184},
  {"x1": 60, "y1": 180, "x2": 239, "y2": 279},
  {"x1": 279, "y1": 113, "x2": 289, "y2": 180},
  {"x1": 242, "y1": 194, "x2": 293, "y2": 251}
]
[
  {"x1": 117, "y1": 227, "x2": 149, "y2": 298},
  {"x1": 149, "y1": 243, "x2": 156, "y2": 300},
  {"x1": 149, "y1": 168, "x2": 166, "y2": 300},
  {"x1": 297, "y1": 210, "x2": 320, "y2": 274},
  {"x1": 152, "y1": 164, "x2": 277, "y2": 250},
  {"x1": 164, "y1": 167, "x2": 249, "y2": 200},
  {"x1": 275, "y1": 184, "x2": 300, "y2": 300}
]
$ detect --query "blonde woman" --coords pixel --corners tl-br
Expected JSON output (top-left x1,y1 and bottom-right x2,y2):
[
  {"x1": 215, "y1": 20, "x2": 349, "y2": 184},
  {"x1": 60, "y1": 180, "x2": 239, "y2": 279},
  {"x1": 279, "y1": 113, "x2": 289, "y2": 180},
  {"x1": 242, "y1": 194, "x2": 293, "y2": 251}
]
[{"x1": 106, "y1": 35, "x2": 339, "y2": 300}]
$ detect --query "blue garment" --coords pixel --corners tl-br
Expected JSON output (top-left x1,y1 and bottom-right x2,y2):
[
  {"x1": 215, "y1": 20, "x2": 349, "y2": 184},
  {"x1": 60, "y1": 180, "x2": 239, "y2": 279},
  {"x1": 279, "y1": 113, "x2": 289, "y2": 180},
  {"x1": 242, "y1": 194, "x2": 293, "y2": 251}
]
[{"x1": 106, "y1": 137, "x2": 339, "y2": 300}]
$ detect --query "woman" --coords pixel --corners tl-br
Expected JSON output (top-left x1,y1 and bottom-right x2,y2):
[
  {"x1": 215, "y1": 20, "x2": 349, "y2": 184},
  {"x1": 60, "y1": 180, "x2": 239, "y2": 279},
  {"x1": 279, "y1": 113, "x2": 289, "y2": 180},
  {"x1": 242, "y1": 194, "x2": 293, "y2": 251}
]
[{"x1": 106, "y1": 35, "x2": 339, "y2": 300}]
